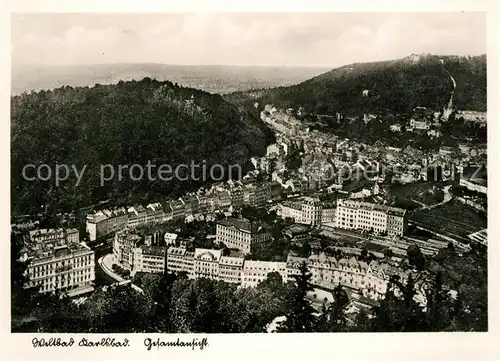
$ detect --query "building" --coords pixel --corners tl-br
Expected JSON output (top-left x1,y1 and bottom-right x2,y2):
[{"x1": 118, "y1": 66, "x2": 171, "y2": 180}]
[
  {"x1": 86, "y1": 208, "x2": 128, "y2": 241},
  {"x1": 215, "y1": 217, "x2": 272, "y2": 254},
  {"x1": 439, "y1": 146, "x2": 455, "y2": 157},
  {"x1": 219, "y1": 256, "x2": 245, "y2": 284},
  {"x1": 456, "y1": 110, "x2": 487, "y2": 123},
  {"x1": 321, "y1": 204, "x2": 336, "y2": 224},
  {"x1": 127, "y1": 205, "x2": 165, "y2": 229},
  {"x1": 280, "y1": 201, "x2": 303, "y2": 222},
  {"x1": 132, "y1": 245, "x2": 166, "y2": 274},
  {"x1": 113, "y1": 231, "x2": 142, "y2": 270},
  {"x1": 283, "y1": 224, "x2": 311, "y2": 245},
  {"x1": 390, "y1": 124, "x2": 403, "y2": 132},
  {"x1": 229, "y1": 187, "x2": 244, "y2": 210},
  {"x1": 335, "y1": 200, "x2": 407, "y2": 236},
  {"x1": 164, "y1": 232, "x2": 178, "y2": 246},
  {"x1": 194, "y1": 248, "x2": 222, "y2": 280},
  {"x1": 285, "y1": 252, "x2": 415, "y2": 302},
  {"x1": 241, "y1": 260, "x2": 287, "y2": 288},
  {"x1": 66, "y1": 228, "x2": 80, "y2": 244},
  {"x1": 23, "y1": 242, "x2": 95, "y2": 296},
  {"x1": 460, "y1": 178, "x2": 487, "y2": 194},
  {"x1": 301, "y1": 197, "x2": 323, "y2": 226},
  {"x1": 166, "y1": 247, "x2": 195, "y2": 278},
  {"x1": 168, "y1": 200, "x2": 186, "y2": 221},
  {"x1": 409, "y1": 118, "x2": 430, "y2": 130}
]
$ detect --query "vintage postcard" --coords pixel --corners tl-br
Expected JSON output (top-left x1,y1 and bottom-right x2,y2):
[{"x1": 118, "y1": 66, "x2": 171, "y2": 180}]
[{"x1": 1, "y1": 1, "x2": 498, "y2": 360}]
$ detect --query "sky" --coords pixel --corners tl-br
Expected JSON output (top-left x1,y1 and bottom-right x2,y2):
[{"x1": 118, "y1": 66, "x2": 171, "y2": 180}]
[{"x1": 11, "y1": 12, "x2": 487, "y2": 68}]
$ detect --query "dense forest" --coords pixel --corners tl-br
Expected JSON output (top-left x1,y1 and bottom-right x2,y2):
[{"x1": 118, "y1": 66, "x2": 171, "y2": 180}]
[
  {"x1": 11, "y1": 78, "x2": 274, "y2": 216},
  {"x1": 11, "y1": 230, "x2": 487, "y2": 333},
  {"x1": 226, "y1": 54, "x2": 487, "y2": 115}
]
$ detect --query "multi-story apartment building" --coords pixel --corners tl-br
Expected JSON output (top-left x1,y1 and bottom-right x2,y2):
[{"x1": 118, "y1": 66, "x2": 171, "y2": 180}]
[
  {"x1": 113, "y1": 231, "x2": 142, "y2": 270},
  {"x1": 321, "y1": 204, "x2": 336, "y2": 224},
  {"x1": 127, "y1": 204, "x2": 165, "y2": 229},
  {"x1": 241, "y1": 260, "x2": 287, "y2": 288},
  {"x1": 23, "y1": 242, "x2": 95, "y2": 296},
  {"x1": 219, "y1": 256, "x2": 245, "y2": 284},
  {"x1": 194, "y1": 248, "x2": 222, "y2": 280},
  {"x1": 166, "y1": 247, "x2": 189, "y2": 275},
  {"x1": 280, "y1": 201, "x2": 303, "y2": 222},
  {"x1": 302, "y1": 197, "x2": 323, "y2": 226},
  {"x1": 86, "y1": 208, "x2": 128, "y2": 241},
  {"x1": 132, "y1": 245, "x2": 166, "y2": 274},
  {"x1": 286, "y1": 252, "x2": 414, "y2": 301},
  {"x1": 215, "y1": 190, "x2": 232, "y2": 211},
  {"x1": 280, "y1": 198, "x2": 327, "y2": 226},
  {"x1": 335, "y1": 200, "x2": 407, "y2": 236},
  {"x1": 215, "y1": 217, "x2": 272, "y2": 254},
  {"x1": 167, "y1": 200, "x2": 186, "y2": 221},
  {"x1": 66, "y1": 228, "x2": 80, "y2": 244}
]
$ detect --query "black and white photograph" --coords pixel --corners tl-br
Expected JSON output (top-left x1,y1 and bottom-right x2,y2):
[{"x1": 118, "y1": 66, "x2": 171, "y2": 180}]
[{"x1": 5, "y1": 6, "x2": 496, "y2": 358}]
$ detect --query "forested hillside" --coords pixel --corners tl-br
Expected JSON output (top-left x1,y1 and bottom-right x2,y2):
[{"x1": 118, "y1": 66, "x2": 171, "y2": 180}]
[
  {"x1": 226, "y1": 54, "x2": 486, "y2": 115},
  {"x1": 11, "y1": 78, "x2": 274, "y2": 215}
]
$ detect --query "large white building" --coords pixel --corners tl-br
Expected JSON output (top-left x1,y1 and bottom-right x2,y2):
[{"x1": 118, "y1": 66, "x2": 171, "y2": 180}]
[
  {"x1": 219, "y1": 256, "x2": 245, "y2": 284},
  {"x1": 215, "y1": 218, "x2": 272, "y2": 254},
  {"x1": 194, "y1": 248, "x2": 222, "y2": 280},
  {"x1": 132, "y1": 245, "x2": 166, "y2": 274},
  {"x1": 164, "y1": 247, "x2": 420, "y2": 302},
  {"x1": 240, "y1": 260, "x2": 287, "y2": 288},
  {"x1": 23, "y1": 241, "x2": 95, "y2": 297},
  {"x1": 335, "y1": 200, "x2": 407, "y2": 236},
  {"x1": 280, "y1": 197, "x2": 328, "y2": 226},
  {"x1": 86, "y1": 208, "x2": 128, "y2": 241}
]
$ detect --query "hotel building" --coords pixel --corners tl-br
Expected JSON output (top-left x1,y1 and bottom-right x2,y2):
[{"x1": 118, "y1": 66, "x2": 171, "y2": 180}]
[
  {"x1": 215, "y1": 218, "x2": 272, "y2": 254},
  {"x1": 23, "y1": 240, "x2": 95, "y2": 297},
  {"x1": 335, "y1": 200, "x2": 407, "y2": 236}
]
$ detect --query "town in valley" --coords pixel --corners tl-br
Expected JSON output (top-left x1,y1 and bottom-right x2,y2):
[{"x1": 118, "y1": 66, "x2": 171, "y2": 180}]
[{"x1": 11, "y1": 13, "x2": 488, "y2": 334}]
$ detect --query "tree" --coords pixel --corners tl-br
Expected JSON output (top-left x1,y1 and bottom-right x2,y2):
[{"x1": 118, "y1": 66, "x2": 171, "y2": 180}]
[
  {"x1": 316, "y1": 285, "x2": 349, "y2": 332},
  {"x1": 279, "y1": 262, "x2": 316, "y2": 332},
  {"x1": 407, "y1": 245, "x2": 426, "y2": 271},
  {"x1": 384, "y1": 248, "x2": 394, "y2": 258}
]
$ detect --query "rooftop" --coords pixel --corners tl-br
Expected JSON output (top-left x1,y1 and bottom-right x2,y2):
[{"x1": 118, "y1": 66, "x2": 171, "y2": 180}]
[
  {"x1": 339, "y1": 200, "x2": 406, "y2": 217},
  {"x1": 218, "y1": 217, "x2": 270, "y2": 234}
]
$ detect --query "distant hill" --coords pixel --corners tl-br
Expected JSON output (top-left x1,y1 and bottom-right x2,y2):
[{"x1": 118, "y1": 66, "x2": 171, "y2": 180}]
[
  {"x1": 11, "y1": 63, "x2": 328, "y2": 95},
  {"x1": 11, "y1": 78, "x2": 274, "y2": 215},
  {"x1": 226, "y1": 54, "x2": 487, "y2": 114}
]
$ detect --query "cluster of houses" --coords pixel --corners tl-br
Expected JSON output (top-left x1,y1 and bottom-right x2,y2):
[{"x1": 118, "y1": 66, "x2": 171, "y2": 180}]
[{"x1": 86, "y1": 179, "x2": 284, "y2": 241}]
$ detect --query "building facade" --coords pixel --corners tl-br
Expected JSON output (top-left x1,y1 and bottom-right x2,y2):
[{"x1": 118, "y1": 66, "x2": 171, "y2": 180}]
[
  {"x1": 24, "y1": 243, "x2": 95, "y2": 296},
  {"x1": 86, "y1": 209, "x2": 128, "y2": 241},
  {"x1": 132, "y1": 245, "x2": 166, "y2": 274},
  {"x1": 215, "y1": 218, "x2": 272, "y2": 254},
  {"x1": 335, "y1": 200, "x2": 407, "y2": 236},
  {"x1": 241, "y1": 260, "x2": 287, "y2": 288},
  {"x1": 194, "y1": 248, "x2": 222, "y2": 280}
]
